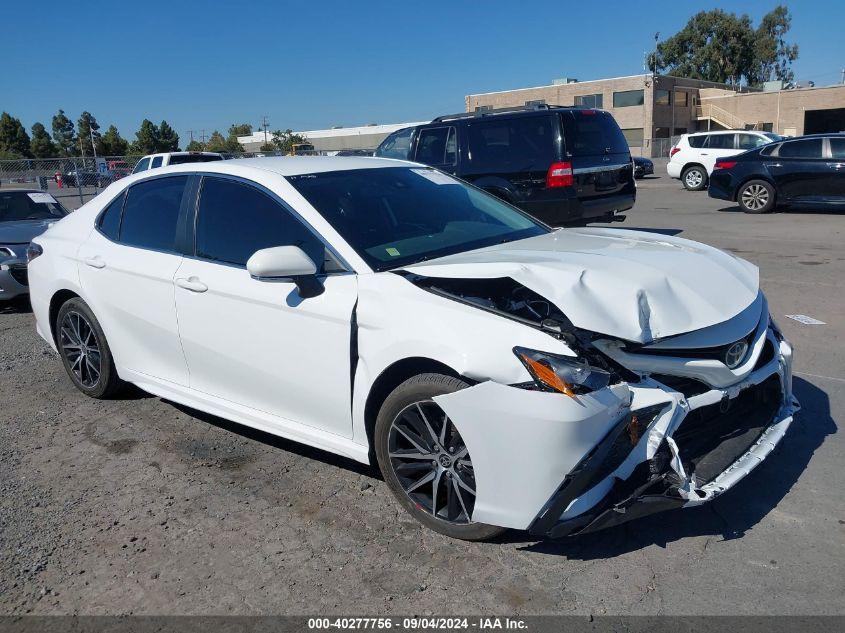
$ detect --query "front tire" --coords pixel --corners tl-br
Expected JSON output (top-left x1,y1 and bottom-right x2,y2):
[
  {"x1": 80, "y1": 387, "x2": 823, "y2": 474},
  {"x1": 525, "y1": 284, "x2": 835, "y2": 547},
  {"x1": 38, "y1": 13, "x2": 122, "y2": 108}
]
[
  {"x1": 374, "y1": 373, "x2": 505, "y2": 541},
  {"x1": 682, "y1": 165, "x2": 708, "y2": 191},
  {"x1": 738, "y1": 179, "x2": 776, "y2": 213},
  {"x1": 56, "y1": 297, "x2": 124, "y2": 398}
]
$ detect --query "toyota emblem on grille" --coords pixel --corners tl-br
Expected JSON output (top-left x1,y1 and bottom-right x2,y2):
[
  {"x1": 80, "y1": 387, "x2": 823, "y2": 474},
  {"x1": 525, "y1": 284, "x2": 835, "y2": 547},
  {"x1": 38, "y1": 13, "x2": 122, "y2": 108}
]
[{"x1": 724, "y1": 341, "x2": 749, "y2": 369}]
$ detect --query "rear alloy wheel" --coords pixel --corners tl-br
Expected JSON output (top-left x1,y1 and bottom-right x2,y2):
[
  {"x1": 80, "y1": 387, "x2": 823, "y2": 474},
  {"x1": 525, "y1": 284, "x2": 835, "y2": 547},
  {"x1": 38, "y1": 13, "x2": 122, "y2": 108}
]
[
  {"x1": 56, "y1": 298, "x2": 124, "y2": 398},
  {"x1": 375, "y1": 373, "x2": 505, "y2": 540},
  {"x1": 738, "y1": 180, "x2": 776, "y2": 214},
  {"x1": 682, "y1": 166, "x2": 707, "y2": 191}
]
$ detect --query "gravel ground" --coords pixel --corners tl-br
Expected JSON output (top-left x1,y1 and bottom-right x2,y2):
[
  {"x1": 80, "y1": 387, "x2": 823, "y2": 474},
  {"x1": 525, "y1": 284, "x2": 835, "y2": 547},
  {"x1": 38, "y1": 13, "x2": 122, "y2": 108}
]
[{"x1": 1, "y1": 168, "x2": 843, "y2": 615}]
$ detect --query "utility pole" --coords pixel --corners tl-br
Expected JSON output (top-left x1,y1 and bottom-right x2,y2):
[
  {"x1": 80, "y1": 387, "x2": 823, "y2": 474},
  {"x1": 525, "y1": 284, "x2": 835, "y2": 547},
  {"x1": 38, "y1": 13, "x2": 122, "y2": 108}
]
[
  {"x1": 261, "y1": 115, "x2": 269, "y2": 145},
  {"x1": 841, "y1": 68, "x2": 845, "y2": 84},
  {"x1": 187, "y1": 130, "x2": 196, "y2": 144},
  {"x1": 200, "y1": 129, "x2": 207, "y2": 144}
]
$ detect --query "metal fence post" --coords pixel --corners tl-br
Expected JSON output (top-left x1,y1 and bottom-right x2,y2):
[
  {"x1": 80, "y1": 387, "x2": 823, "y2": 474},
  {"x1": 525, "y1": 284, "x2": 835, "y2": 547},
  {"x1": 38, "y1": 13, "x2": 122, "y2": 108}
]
[{"x1": 72, "y1": 157, "x2": 84, "y2": 205}]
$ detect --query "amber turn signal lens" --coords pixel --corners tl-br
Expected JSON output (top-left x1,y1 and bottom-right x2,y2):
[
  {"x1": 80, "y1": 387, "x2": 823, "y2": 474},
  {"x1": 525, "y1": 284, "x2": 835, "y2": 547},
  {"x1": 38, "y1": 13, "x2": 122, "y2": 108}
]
[{"x1": 520, "y1": 353, "x2": 577, "y2": 397}]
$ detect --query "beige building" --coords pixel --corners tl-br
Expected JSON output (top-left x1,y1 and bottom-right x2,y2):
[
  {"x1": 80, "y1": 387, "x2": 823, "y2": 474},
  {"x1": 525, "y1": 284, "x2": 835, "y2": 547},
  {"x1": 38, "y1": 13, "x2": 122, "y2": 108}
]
[{"x1": 466, "y1": 74, "x2": 845, "y2": 156}]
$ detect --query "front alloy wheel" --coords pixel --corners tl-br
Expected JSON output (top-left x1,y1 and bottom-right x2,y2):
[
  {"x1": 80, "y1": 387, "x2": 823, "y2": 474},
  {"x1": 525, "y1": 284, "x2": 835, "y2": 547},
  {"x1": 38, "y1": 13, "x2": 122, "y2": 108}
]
[
  {"x1": 388, "y1": 400, "x2": 476, "y2": 523},
  {"x1": 375, "y1": 373, "x2": 505, "y2": 540}
]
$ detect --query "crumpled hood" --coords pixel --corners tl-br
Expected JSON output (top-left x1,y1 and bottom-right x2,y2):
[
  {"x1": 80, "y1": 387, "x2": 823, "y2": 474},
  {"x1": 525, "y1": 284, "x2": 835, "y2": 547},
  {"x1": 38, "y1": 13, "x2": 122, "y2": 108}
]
[
  {"x1": 0, "y1": 219, "x2": 57, "y2": 245},
  {"x1": 404, "y1": 227, "x2": 759, "y2": 343}
]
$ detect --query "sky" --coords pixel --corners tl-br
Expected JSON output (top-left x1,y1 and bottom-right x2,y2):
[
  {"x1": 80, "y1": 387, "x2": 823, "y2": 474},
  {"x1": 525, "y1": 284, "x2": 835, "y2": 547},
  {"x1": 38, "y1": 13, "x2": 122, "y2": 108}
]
[{"x1": 6, "y1": 0, "x2": 845, "y2": 143}]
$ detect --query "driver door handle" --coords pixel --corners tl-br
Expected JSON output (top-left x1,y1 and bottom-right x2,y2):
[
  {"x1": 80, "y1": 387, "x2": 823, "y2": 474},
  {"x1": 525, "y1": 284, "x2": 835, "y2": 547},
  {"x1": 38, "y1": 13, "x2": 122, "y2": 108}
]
[
  {"x1": 175, "y1": 276, "x2": 208, "y2": 293},
  {"x1": 83, "y1": 256, "x2": 105, "y2": 269}
]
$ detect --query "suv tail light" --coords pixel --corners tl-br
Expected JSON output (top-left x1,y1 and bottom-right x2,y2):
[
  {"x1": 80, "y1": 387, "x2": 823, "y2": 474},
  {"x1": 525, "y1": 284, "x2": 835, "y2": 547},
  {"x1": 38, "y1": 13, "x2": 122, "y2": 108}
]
[
  {"x1": 714, "y1": 160, "x2": 737, "y2": 171},
  {"x1": 669, "y1": 146, "x2": 680, "y2": 158},
  {"x1": 546, "y1": 161, "x2": 573, "y2": 188}
]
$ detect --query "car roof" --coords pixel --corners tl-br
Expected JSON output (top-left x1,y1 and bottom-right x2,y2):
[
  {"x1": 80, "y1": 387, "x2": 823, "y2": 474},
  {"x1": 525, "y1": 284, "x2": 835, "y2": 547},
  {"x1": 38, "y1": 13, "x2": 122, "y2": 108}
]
[{"x1": 687, "y1": 130, "x2": 764, "y2": 136}]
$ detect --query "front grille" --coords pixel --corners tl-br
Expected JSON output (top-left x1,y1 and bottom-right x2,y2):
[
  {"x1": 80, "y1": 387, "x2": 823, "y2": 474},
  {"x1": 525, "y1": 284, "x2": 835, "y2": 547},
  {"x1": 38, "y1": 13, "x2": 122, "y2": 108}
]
[
  {"x1": 627, "y1": 329, "x2": 757, "y2": 361},
  {"x1": 651, "y1": 374, "x2": 711, "y2": 398},
  {"x1": 753, "y1": 339, "x2": 775, "y2": 370},
  {"x1": 672, "y1": 375, "x2": 782, "y2": 484},
  {"x1": 9, "y1": 265, "x2": 28, "y2": 287}
]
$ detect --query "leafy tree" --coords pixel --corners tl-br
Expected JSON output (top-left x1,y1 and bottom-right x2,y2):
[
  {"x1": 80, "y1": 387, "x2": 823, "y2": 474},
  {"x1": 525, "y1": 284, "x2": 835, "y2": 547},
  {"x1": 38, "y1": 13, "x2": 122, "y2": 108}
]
[
  {"x1": 259, "y1": 143, "x2": 276, "y2": 152},
  {"x1": 204, "y1": 130, "x2": 229, "y2": 153},
  {"x1": 271, "y1": 129, "x2": 309, "y2": 154},
  {"x1": 157, "y1": 120, "x2": 180, "y2": 152},
  {"x1": 185, "y1": 139, "x2": 206, "y2": 152},
  {"x1": 30, "y1": 122, "x2": 58, "y2": 158},
  {"x1": 652, "y1": 5, "x2": 797, "y2": 86},
  {"x1": 0, "y1": 112, "x2": 32, "y2": 158},
  {"x1": 100, "y1": 125, "x2": 129, "y2": 156},
  {"x1": 228, "y1": 123, "x2": 253, "y2": 137},
  {"x1": 77, "y1": 111, "x2": 102, "y2": 156},
  {"x1": 131, "y1": 119, "x2": 160, "y2": 155},
  {"x1": 51, "y1": 109, "x2": 77, "y2": 156},
  {"x1": 754, "y1": 5, "x2": 799, "y2": 83}
]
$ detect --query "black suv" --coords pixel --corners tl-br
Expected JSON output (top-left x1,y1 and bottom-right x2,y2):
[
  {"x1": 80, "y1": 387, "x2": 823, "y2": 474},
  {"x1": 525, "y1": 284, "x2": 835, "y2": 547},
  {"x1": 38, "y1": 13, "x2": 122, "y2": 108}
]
[{"x1": 375, "y1": 105, "x2": 635, "y2": 225}]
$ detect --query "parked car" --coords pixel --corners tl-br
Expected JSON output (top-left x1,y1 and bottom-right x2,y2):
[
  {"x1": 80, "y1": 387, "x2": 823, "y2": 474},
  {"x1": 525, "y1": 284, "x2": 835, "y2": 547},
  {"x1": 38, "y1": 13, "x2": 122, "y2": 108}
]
[
  {"x1": 0, "y1": 190, "x2": 69, "y2": 301},
  {"x1": 132, "y1": 151, "x2": 224, "y2": 174},
  {"x1": 375, "y1": 105, "x2": 635, "y2": 226},
  {"x1": 709, "y1": 133, "x2": 845, "y2": 213},
  {"x1": 667, "y1": 130, "x2": 784, "y2": 191},
  {"x1": 106, "y1": 160, "x2": 132, "y2": 181},
  {"x1": 335, "y1": 149, "x2": 373, "y2": 157},
  {"x1": 633, "y1": 156, "x2": 654, "y2": 179},
  {"x1": 63, "y1": 169, "x2": 112, "y2": 188},
  {"x1": 28, "y1": 157, "x2": 797, "y2": 540}
]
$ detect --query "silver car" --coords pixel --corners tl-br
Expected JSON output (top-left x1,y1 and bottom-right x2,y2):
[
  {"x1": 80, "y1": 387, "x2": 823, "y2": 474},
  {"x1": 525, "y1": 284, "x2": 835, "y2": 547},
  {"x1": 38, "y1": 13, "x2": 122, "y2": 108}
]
[{"x1": 0, "y1": 189, "x2": 69, "y2": 301}]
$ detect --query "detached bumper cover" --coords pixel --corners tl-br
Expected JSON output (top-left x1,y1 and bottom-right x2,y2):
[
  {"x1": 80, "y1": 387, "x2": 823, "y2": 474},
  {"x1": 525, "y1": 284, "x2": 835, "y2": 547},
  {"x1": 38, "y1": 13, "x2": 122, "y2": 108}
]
[{"x1": 435, "y1": 329, "x2": 797, "y2": 536}]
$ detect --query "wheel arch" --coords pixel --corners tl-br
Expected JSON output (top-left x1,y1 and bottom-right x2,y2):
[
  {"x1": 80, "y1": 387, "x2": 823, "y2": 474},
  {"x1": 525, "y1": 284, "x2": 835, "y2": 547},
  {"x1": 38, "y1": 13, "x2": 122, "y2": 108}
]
[
  {"x1": 363, "y1": 357, "x2": 463, "y2": 458},
  {"x1": 682, "y1": 162, "x2": 707, "y2": 175},
  {"x1": 48, "y1": 289, "x2": 82, "y2": 346}
]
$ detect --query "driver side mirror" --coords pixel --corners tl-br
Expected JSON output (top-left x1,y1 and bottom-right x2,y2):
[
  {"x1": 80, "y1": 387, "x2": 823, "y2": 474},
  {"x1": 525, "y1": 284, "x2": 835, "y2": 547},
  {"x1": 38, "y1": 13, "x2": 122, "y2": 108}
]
[{"x1": 246, "y1": 246, "x2": 323, "y2": 298}]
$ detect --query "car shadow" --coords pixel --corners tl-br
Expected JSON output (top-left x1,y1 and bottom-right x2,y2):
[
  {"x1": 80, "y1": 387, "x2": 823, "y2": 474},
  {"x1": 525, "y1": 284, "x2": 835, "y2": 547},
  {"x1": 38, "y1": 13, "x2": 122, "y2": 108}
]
[
  {"x1": 165, "y1": 400, "x2": 378, "y2": 479},
  {"x1": 510, "y1": 376, "x2": 834, "y2": 558},
  {"x1": 718, "y1": 205, "x2": 845, "y2": 216},
  {"x1": 0, "y1": 296, "x2": 33, "y2": 314}
]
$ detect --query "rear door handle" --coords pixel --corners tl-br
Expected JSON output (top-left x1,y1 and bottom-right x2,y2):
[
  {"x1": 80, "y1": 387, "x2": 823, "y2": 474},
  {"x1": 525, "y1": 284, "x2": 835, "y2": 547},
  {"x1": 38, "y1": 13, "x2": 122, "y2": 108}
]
[
  {"x1": 175, "y1": 276, "x2": 208, "y2": 293},
  {"x1": 83, "y1": 256, "x2": 105, "y2": 269}
]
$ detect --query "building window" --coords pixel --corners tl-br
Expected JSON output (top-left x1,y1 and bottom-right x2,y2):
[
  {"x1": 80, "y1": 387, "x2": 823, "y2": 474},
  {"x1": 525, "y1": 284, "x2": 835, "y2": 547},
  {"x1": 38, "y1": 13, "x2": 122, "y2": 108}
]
[
  {"x1": 574, "y1": 93, "x2": 603, "y2": 108},
  {"x1": 675, "y1": 91, "x2": 689, "y2": 107},
  {"x1": 613, "y1": 89, "x2": 644, "y2": 108},
  {"x1": 655, "y1": 89, "x2": 671, "y2": 106},
  {"x1": 524, "y1": 99, "x2": 546, "y2": 106},
  {"x1": 621, "y1": 128, "x2": 644, "y2": 147},
  {"x1": 475, "y1": 105, "x2": 492, "y2": 113}
]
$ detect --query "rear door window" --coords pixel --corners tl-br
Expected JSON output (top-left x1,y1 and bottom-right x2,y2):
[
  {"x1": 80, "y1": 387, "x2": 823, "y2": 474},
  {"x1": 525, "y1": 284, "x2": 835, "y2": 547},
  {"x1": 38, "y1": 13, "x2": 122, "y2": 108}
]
[
  {"x1": 465, "y1": 115, "x2": 557, "y2": 172},
  {"x1": 119, "y1": 176, "x2": 188, "y2": 252},
  {"x1": 414, "y1": 127, "x2": 456, "y2": 165},
  {"x1": 705, "y1": 134, "x2": 735, "y2": 149},
  {"x1": 562, "y1": 110, "x2": 628, "y2": 156},
  {"x1": 778, "y1": 138, "x2": 823, "y2": 158}
]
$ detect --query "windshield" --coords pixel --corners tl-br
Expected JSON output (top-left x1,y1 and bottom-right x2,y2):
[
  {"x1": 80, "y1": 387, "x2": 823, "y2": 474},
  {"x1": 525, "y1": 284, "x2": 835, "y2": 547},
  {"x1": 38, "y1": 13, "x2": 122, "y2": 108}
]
[
  {"x1": 287, "y1": 167, "x2": 548, "y2": 271},
  {"x1": 0, "y1": 191, "x2": 68, "y2": 223}
]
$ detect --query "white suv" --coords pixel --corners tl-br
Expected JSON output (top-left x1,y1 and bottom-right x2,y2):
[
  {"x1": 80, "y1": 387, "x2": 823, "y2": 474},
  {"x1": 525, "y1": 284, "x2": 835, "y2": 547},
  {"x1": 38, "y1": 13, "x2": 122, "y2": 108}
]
[
  {"x1": 132, "y1": 151, "x2": 224, "y2": 174},
  {"x1": 667, "y1": 130, "x2": 783, "y2": 190}
]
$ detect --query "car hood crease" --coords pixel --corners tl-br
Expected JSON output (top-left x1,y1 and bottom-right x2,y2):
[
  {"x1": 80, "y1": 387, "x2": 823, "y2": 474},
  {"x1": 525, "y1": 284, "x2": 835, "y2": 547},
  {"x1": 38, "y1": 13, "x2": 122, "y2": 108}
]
[{"x1": 404, "y1": 227, "x2": 759, "y2": 344}]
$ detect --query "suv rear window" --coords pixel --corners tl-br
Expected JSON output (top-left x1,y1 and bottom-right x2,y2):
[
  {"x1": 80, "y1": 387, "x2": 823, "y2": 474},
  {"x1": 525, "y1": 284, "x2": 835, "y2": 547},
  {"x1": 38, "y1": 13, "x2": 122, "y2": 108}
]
[
  {"x1": 168, "y1": 154, "x2": 223, "y2": 165},
  {"x1": 465, "y1": 115, "x2": 557, "y2": 172},
  {"x1": 562, "y1": 110, "x2": 628, "y2": 156}
]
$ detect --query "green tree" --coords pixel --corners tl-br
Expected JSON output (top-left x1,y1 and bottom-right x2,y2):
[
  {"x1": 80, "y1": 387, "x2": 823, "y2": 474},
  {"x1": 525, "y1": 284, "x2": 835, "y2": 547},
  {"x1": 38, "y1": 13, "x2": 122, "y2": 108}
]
[
  {"x1": 30, "y1": 122, "x2": 58, "y2": 158},
  {"x1": 228, "y1": 123, "x2": 253, "y2": 137},
  {"x1": 259, "y1": 143, "x2": 276, "y2": 152},
  {"x1": 652, "y1": 5, "x2": 797, "y2": 86},
  {"x1": 131, "y1": 119, "x2": 160, "y2": 155},
  {"x1": 51, "y1": 109, "x2": 77, "y2": 155},
  {"x1": 753, "y1": 5, "x2": 799, "y2": 83},
  {"x1": 185, "y1": 139, "x2": 206, "y2": 152},
  {"x1": 204, "y1": 130, "x2": 228, "y2": 153},
  {"x1": 0, "y1": 112, "x2": 32, "y2": 158},
  {"x1": 77, "y1": 111, "x2": 102, "y2": 156},
  {"x1": 271, "y1": 129, "x2": 309, "y2": 154},
  {"x1": 157, "y1": 120, "x2": 180, "y2": 152},
  {"x1": 100, "y1": 125, "x2": 129, "y2": 156}
]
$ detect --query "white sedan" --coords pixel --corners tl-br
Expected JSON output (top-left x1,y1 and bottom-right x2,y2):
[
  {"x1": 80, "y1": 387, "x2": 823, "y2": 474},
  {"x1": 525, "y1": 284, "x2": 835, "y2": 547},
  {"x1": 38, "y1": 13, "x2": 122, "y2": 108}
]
[{"x1": 27, "y1": 157, "x2": 799, "y2": 540}]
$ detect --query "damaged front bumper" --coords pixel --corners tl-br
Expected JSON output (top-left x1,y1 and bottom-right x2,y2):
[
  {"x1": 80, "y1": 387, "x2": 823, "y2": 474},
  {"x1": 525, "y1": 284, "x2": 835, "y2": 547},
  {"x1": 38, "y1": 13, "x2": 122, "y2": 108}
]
[{"x1": 434, "y1": 330, "x2": 798, "y2": 537}]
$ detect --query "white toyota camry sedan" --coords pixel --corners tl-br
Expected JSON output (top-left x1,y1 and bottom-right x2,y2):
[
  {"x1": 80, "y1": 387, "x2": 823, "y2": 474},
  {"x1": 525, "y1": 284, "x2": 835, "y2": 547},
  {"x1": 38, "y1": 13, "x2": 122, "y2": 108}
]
[{"x1": 27, "y1": 157, "x2": 799, "y2": 540}]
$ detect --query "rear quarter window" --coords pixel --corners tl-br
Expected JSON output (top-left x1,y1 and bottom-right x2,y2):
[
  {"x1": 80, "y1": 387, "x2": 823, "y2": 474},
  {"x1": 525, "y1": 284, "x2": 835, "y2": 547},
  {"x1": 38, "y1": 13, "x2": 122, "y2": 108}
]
[
  {"x1": 687, "y1": 135, "x2": 707, "y2": 148},
  {"x1": 562, "y1": 111, "x2": 629, "y2": 156},
  {"x1": 465, "y1": 115, "x2": 557, "y2": 172}
]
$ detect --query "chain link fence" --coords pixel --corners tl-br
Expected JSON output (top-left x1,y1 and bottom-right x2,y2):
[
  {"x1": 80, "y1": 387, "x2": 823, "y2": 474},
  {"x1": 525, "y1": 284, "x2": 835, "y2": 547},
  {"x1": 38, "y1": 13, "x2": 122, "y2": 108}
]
[{"x1": 0, "y1": 150, "x2": 377, "y2": 210}]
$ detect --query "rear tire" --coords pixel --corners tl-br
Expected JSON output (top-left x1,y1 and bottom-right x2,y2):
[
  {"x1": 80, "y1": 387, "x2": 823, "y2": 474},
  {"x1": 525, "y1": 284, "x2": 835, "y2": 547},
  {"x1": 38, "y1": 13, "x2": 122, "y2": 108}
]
[
  {"x1": 374, "y1": 373, "x2": 506, "y2": 541},
  {"x1": 737, "y1": 179, "x2": 776, "y2": 214},
  {"x1": 682, "y1": 165, "x2": 707, "y2": 191},
  {"x1": 56, "y1": 297, "x2": 124, "y2": 399}
]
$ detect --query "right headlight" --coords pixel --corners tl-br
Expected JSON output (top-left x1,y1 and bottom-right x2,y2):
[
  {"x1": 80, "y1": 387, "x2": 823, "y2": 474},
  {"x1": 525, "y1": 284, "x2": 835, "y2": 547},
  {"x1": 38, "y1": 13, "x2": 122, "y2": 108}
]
[{"x1": 514, "y1": 347, "x2": 611, "y2": 397}]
